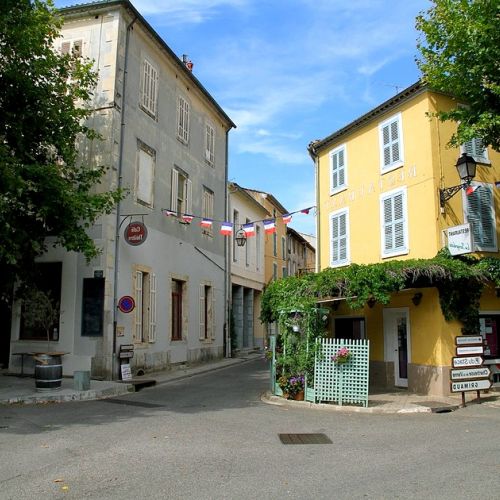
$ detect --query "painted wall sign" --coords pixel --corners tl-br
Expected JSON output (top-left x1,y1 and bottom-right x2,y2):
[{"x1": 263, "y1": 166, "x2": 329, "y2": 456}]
[
  {"x1": 118, "y1": 295, "x2": 135, "y2": 313},
  {"x1": 456, "y1": 345, "x2": 484, "y2": 356},
  {"x1": 455, "y1": 335, "x2": 483, "y2": 346},
  {"x1": 451, "y1": 379, "x2": 491, "y2": 393},
  {"x1": 452, "y1": 356, "x2": 483, "y2": 368},
  {"x1": 450, "y1": 367, "x2": 490, "y2": 380},
  {"x1": 124, "y1": 221, "x2": 148, "y2": 246},
  {"x1": 447, "y1": 223, "x2": 473, "y2": 256}
]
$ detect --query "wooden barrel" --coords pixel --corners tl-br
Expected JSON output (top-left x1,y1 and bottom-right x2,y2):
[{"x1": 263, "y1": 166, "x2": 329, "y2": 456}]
[{"x1": 34, "y1": 354, "x2": 63, "y2": 391}]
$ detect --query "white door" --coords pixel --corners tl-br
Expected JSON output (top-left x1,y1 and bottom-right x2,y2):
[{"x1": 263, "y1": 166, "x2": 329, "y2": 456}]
[{"x1": 383, "y1": 308, "x2": 410, "y2": 387}]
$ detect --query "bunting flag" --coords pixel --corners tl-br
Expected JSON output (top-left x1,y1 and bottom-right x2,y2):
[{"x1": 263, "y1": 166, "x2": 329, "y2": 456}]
[
  {"x1": 300, "y1": 207, "x2": 312, "y2": 214},
  {"x1": 263, "y1": 219, "x2": 276, "y2": 234},
  {"x1": 181, "y1": 214, "x2": 194, "y2": 224},
  {"x1": 200, "y1": 218, "x2": 213, "y2": 229},
  {"x1": 162, "y1": 209, "x2": 177, "y2": 217},
  {"x1": 282, "y1": 213, "x2": 292, "y2": 225},
  {"x1": 466, "y1": 185, "x2": 479, "y2": 195},
  {"x1": 220, "y1": 222, "x2": 233, "y2": 235},
  {"x1": 243, "y1": 222, "x2": 256, "y2": 237}
]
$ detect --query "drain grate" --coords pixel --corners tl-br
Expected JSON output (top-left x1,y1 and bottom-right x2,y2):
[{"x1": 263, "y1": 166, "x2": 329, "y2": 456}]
[
  {"x1": 103, "y1": 399, "x2": 164, "y2": 408},
  {"x1": 279, "y1": 433, "x2": 332, "y2": 445}
]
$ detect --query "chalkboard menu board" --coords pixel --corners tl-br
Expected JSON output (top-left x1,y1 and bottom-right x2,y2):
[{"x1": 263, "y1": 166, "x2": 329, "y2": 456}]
[{"x1": 81, "y1": 278, "x2": 104, "y2": 337}]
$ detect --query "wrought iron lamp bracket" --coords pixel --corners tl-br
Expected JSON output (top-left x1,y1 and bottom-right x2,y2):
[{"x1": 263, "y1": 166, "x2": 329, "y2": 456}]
[{"x1": 439, "y1": 183, "x2": 468, "y2": 208}]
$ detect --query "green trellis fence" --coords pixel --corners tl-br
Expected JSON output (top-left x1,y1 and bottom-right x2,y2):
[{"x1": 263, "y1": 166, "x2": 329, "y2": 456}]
[
  {"x1": 271, "y1": 336, "x2": 370, "y2": 408},
  {"x1": 313, "y1": 338, "x2": 370, "y2": 407}
]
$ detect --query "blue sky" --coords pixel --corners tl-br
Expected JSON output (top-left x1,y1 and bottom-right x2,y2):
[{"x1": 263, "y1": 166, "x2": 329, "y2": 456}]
[{"x1": 55, "y1": 0, "x2": 431, "y2": 235}]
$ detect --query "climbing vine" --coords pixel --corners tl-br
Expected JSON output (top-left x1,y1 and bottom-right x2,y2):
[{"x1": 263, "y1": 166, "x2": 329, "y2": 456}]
[{"x1": 261, "y1": 251, "x2": 500, "y2": 337}]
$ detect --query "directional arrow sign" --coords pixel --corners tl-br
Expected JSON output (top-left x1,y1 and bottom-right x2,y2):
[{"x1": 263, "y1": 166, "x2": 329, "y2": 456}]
[
  {"x1": 452, "y1": 356, "x2": 483, "y2": 368},
  {"x1": 456, "y1": 345, "x2": 484, "y2": 356},
  {"x1": 450, "y1": 367, "x2": 490, "y2": 380},
  {"x1": 455, "y1": 336, "x2": 483, "y2": 346},
  {"x1": 451, "y1": 379, "x2": 492, "y2": 393}
]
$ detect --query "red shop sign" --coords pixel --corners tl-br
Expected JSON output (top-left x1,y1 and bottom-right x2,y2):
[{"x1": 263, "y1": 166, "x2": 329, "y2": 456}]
[{"x1": 124, "y1": 222, "x2": 148, "y2": 246}]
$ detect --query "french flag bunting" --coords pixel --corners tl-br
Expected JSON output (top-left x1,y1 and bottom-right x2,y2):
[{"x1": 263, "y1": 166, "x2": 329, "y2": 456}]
[
  {"x1": 200, "y1": 218, "x2": 213, "y2": 229},
  {"x1": 243, "y1": 222, "x2": 256, "y2": 237},
  {"x1": 220, "y1": 222, "x2": 233, "y2": 236},
  {"x1": 263, "y1": 219, "x2": 276, "y2": 234},
  {"x1": 466, "y1": 185, "x2": 479, "y2": 196},
  {"x1": 282, "y1": 213, "x2": 292, "y2": 225},
  {"x1": 300, "y1": 207, "x2": 313, "y2": 215},
  {"x1": 181, "y1": 214, "x2": 194, "y2": 224},
  {"x1": 163, "y1": 209, "x2": 177, "y2": 217}
]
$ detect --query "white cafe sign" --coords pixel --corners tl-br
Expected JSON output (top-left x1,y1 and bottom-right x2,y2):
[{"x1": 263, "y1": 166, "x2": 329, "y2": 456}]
[{"x1": 447, "y1": 223, "x2": 473, "y2": 256}]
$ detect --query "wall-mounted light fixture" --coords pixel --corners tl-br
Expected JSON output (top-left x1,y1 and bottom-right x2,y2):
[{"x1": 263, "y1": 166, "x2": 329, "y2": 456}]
[
  {"x1": 235, "y1": 228, "x2": 247, "y2": 247},
  {"x1": 439, "y1": 153, "x2": 477, "y2": 208},
  {"x1": 367, "y1": 297, "x2": 376, "y2": 308},
  {"x1": 411, "y1": 292, "x2": 423, "y2": 306}
]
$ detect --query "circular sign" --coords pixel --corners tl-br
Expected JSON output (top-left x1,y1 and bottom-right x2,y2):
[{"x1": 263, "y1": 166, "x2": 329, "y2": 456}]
[
  {"x1": 118, "y1": 295, "x2": 135, "y2": 313},
  {"x1": 124, "y1": 222, "x2": 148, "y2": 246}
]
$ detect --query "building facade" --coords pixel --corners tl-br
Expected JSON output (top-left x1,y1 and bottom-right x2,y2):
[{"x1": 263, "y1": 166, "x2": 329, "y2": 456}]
[
  {"x1": 8, "y1": 0, "x2": 234, "y2": 379},
  {"x1": 287, "y1": 228, "x2": 316, "y2": 277},
  {"x1": 309, "y1": 82, "x2": 500, "y2": 395},
  {"x1": 228, "y1": 183, "x2": 268, "y2": 352}
]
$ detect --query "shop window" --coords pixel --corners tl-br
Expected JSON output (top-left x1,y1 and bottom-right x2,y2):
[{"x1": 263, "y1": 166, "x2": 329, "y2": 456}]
[{"x1": 81, "y1": 278, "x2": 104, "y2": 337}]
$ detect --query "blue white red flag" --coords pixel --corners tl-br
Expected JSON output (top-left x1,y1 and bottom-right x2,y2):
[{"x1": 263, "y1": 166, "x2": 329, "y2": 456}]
[
  {"x1": 200, "y1": 218, "x2": 213, "y2": 228},
  {"x1": 282, "y1": 214, "x2": 292, "y2": 224},
  {"x1": 220, "y1": 222, "x2": 233, "y2": 235},
  {"x1": 263, "y1": 219, "x2": 276, "y2": 234},
  {"x1": 243, "y1": 223, "x2": 255, "y2": 237}
]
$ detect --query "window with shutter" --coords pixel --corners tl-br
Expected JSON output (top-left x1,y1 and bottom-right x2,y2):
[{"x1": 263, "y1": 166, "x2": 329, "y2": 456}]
[
  {"x1": 199, "y1": 283, "x2": 214, "y2": 341},
  {"x1": 177, "y1": 96, "x2": 190, "y2": 144},
  {"x1": 135, "y1": 271, "x2": 143, "y2": 342},
  {"x1": 136, "y1": 145, "x2": 155, "y2": 206},
  {"x1": 464, "y1": 183, "x2": 497, "y2": 251},
  {"x1": 60, "y1": 39, "x2": 83, "y2": 57},
  {"x1": 379, "y1": 114, "x2": 404, "y2": 172},
  {"x1": 202, "y1": 187, "x2": 214, "y2": 235},
  {"x1": 330, "y1": 208, "x2": 349, "y2": 267},
  {"x1": 171, "y1": 168, "x2": 191, "y2": 215},
  {"x1": 148, "y1": 273, "x2": 156, "y2": 342},
  {"x1": 205, "y1": 123, "x2": 215, "y2": 165},
  {"x1": 380, "y1": 188, "x2": 408, "y2": 257},
  {"x1": 463, "y1": 138, "x2": 489, "y2": 164},
  {"x1": 140, "y1": 58, "x2": 158, "y2": 117},
  {"x1": 330, "y1": 145, "x2": 347, "y2": 194},
  {"x1": 171, "y1": 279, "x2": 184, "y2": 341}
]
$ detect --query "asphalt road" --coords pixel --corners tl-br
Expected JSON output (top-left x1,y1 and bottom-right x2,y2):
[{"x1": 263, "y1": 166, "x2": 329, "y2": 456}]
[{"x1": 1, "y1": 358, "x2": 499, "y2": 499}]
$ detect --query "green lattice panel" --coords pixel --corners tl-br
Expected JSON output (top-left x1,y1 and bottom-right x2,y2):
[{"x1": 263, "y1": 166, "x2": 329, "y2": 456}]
[{"x1": 314, "y1": 339, "x2": 370, "y2": 407}]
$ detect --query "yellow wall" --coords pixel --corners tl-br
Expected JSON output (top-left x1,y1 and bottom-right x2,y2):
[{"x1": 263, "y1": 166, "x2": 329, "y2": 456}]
[{"x1": 317, "y1": 89, "x2": 500, "y2": 269}]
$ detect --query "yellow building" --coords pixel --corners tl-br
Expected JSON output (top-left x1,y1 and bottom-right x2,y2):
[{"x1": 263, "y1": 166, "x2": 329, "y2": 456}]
[
  {"x1": 244, "y1": 188, "x2": 289, "y2": 284},
  {"x1": 309, "y1": 82, "x2": 500, "y2": 396}
]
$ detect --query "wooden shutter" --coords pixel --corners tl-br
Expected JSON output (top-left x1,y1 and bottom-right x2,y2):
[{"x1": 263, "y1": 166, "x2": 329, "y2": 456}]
[
  {"x1": 171, "y1": 169, "x2": 179, "y2": 212},
  {"x1": 186, "y1": 178, "x2": 193, "y2": 215},
  {"x1": 61, "y1": 41, "x2": 71, "y2": 55},
  {"x1": 135, "y1": 271, "x2": 143, "y2": 342},
  {"x1": 382, "y1": 124, "x2": 391, "y2": 167},
  {"x1": 467, "y1": 185, "x2": 496, "y2": 250},
  {"x1": 390, "y1": 120, "x2": 400, "y2": 162},
  {"x1": 211, "y1": 289, "x2": 216, "y2": 340},
  {"x1": 382, "y1": 191, "x2": 406, "y2": 254},
  {"x1": 331, "y1": 212, "x2": 347, "y2": 264},
  {"x1": 393, "y1": 192, "x2": 405, "y2": 250},
  {"x1": 383, "y1": 197, "x2": 394, "y2": 251},
  {"x1": 199, "y1": 284, "x2": 206, "y2": 340},
  {"x1": 382, "y1": 118, "x2": 400, "y2": 167},
  {"x1": 148, "y1": 273, "x2": 156, "y2": 342}
]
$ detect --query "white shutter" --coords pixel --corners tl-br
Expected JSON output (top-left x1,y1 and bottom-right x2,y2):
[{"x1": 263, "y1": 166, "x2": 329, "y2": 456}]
[
  {"x1": 331, "y1": 216, "x2": 339, "y2": 262},
  {"x1": 383, "y1": 197, "x2": 393, "y2": 251},
  {"x1": 186, "y1": 178, "x2": 193, "y2": 215},
  {"x1": 171, "y1": 169, "x2": 179, "y2": 212},
  {"x1": 330, "y1": 210, "x2": 348, "y2": 266},
  {"x1": 382, "y1": 124, "x2": 391, "y2": 167},
  {"x1": 339, "y1": 213, "x2": 347, "y2": 261},
  {"x1": 338, "y1": 149, "x2": 345, "y2": 186},
  {"x1": 137, "y1": 149, "x2": 154, "y2": 205},
  {"x1": 135, "y1": 271, "x2": 143, "y2": 342},
  {"x1": 148, "y1": 273, "x2": 156, "y2": 342},
  {"x1": 61, "y1": 41, "x2": 71, "y2": 55},
  {"x1": 380, "y1": 115, "x2": 402, "y2": 169},
  {"x1": 390, "y1": 120, "x2": 400, "y2": 162},
  {"x1": 393, "y1": 193, "x2": 404, "y2": 250},
  {"x1": 199, "y1": 284, "x2": 206, "y2": 340}
]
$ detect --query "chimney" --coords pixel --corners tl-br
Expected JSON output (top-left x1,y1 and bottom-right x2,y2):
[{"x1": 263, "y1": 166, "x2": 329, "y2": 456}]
[{"x1": 182, "y1": 54, "x2": 194, "y2": 72}]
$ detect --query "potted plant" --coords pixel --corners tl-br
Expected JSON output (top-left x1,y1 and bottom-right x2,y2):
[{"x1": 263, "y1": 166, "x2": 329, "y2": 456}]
[
  {"x1": 278, "y1": 374, "x2": 305, "y2": 400},
  {"x1": 22, "y1": 288, "x2": 62, "y2": 391},
  {"x1": 332, "y1": 347, "x2": 352, "y2": 364}
]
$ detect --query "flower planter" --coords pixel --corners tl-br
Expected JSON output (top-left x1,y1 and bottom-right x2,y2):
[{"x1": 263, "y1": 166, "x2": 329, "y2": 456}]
[{"x1": 293, "y1": 390, "x2": 304, "y2": 401}]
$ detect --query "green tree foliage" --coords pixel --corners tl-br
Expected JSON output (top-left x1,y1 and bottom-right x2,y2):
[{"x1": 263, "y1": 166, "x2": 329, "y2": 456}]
[
  {"x1": 416, "y1": 0, "x2": 500, "y2": 151},
  {"x1": 0, "y1": 0, "x2": 122, "y2": 300}
]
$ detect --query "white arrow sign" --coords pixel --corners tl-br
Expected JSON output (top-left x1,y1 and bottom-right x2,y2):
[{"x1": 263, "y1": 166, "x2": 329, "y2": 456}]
[
  {"x1": 456, "y1": 345, "x2": 484, "y2": 356},
  {"x1": 455, "y1": 336, "x2": 483, "y2": 346},
  {"x1": 452, "y1": 356, "x2": 483, "y2": 368},
  {"x1": 451, "y1": 379, "x2": 492, "y2": 393},
  {"x1": 450, "y1": 367, "x2": 490, "y2": 380}
]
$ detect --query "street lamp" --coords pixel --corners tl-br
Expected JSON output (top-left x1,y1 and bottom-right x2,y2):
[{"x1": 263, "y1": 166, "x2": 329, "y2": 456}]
[
  {"x1": 439, "y1": 153, "x2": 477, "y2": 208},
  {"x1": 235, "y1": 228, "x2": 247, "y2": 247}
]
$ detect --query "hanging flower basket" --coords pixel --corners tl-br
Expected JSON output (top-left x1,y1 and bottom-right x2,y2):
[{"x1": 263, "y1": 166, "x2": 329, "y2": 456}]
[{"x1": 332, "y1": 347, "x2": 352, "y2": 364}]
